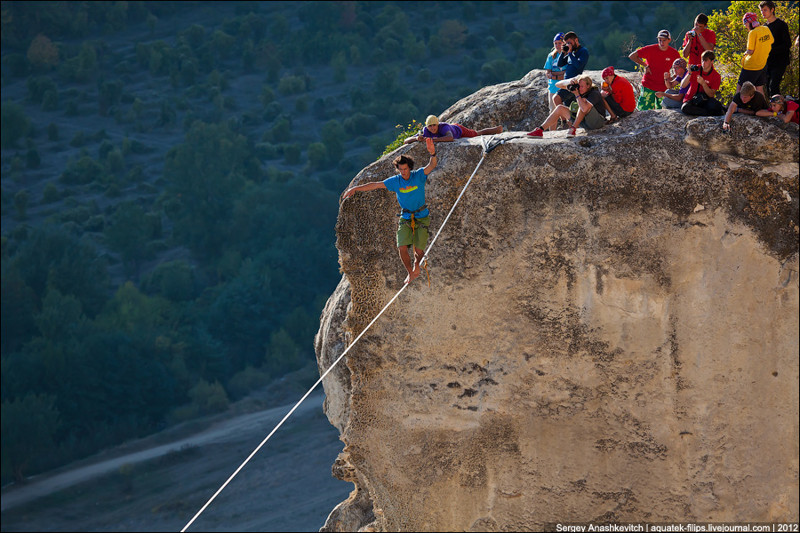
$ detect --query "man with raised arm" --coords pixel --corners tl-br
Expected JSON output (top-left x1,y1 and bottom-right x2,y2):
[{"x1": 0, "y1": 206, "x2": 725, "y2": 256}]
[{"x1": 342, "y1": 139, "x2": 438, "y2": 284}]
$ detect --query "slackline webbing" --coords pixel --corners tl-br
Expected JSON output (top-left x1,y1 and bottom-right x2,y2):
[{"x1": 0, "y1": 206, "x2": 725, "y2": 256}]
[{"x1": 181, "y1": 136, "x2": 500, "y2": 532}]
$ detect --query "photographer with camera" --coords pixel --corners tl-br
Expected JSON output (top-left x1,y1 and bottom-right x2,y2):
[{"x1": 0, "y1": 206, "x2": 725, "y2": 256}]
[
  {"x1": 681, "y1": 50, "x2": 724, "y2": 116},
  {"x1": 527, "y1": 75, "x2": 606, "y2": 138},
  {"x1": 682, "y1": 13, "x2": 716, "y2": 66},
  {"x1": 629, "y1": 30, "x2": 681, "y2": 110},
  {"x1": 553, "y1": 31, "x2": 590, "y2": 108}
]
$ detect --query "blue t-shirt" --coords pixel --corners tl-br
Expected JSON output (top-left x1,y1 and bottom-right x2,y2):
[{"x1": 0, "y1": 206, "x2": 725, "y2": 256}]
[
  {"x1": 383, "y1": 167, "x2": 429, "y2": 219},
  {"x1": 558, "y1": 45, "x2": 589, "y2": 78},
  {"x1": 422, "y1": 123, "x2": 461, "y2": 139},
  {"x1": 543, "y1": 52, "x2": 564, "y2": 94}
]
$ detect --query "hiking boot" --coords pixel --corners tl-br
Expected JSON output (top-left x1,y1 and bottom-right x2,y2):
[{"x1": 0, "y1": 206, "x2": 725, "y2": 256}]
[
  {"x1": 527, "y1": 127, "x2": 544, "y2": 137},
  {"x1": 567, "y1": 126, "x2": 576, "y2": 137}
]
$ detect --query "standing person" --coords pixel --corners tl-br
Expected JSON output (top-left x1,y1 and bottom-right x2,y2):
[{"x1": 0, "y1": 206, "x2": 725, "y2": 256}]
[
  {"x1": 341, "y1": 141, "x2": 438, "y2": 284},
  {"x1": 721, "y1": 81, "x2": 769, "y2": 131},
  {"x1": 629, "y1": 30, "x2": 681, "y2": 110},
  {"x1": 543, "y1": 32, "x2": 567, "y2": 120},
  {"x1": 600, "y1": 66, "x2": 635, "y2": 121},
  {"x1": 656, "y1": 58, "x2": 690, "y2": 109},
  {"x1": 682, "y1": 13, "x2": 716, "y2": 66},
  {"x1": 404, "y1": 115, "x2": 502, "y2": 145},
  {"x1": 738, "y1": 12, "x2": 773, "y2": 97},
  {"x1": 760, "y1": 1, "x2": 791, "y2": 97},
  {"x1": 527, "y1": 75, "x2": 607, "y2": 137},
  {"x1": 553, "y1": 31, "x2": 589, "y2": 108},
  {"x1": 681, "y1": 50, "x2": 724, "y2": 116}
]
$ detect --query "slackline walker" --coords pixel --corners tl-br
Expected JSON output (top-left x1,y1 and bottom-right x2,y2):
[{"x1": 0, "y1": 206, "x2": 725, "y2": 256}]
[{"x1": 181, "y1": 134, "x2": 505, "y2": 532}]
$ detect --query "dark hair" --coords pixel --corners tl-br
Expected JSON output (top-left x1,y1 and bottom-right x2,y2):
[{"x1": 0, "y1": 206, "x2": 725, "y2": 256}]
[
  {"x1": 701, "y1": 50, "x2": 715, "y2": 62},
  {"x1": 393, "y1": 154, "x2": 415, "y2": 169},
  {"x1": 696, "y1": 13, "x2": 709, "y2": 25},
  {"x1": 563, "y1": 31, "x2": 578, "y2": 41},
  {"x1": 759, "y1": 0, "x2": 776, "y2": 10}
]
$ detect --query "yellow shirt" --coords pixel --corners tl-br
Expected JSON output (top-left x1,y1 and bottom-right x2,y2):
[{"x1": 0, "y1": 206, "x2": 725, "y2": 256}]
[{"x1": 742, "y1": 25, "x2": 773, "y2": 71}]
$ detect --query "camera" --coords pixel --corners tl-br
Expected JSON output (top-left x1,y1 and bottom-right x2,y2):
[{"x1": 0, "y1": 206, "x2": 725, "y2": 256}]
[
  {"x1": 690, "y1": 65, "x2": 701, "y2": 72},
  {"x1": 562, "y1": 43, "x2": 570, "y2": 52},
  {"x1": 688, "y1": 30, "x2": 696, "y2": 37},
  {"x1": 567, "y1": 82, "x2": 579, "y2": 92}
]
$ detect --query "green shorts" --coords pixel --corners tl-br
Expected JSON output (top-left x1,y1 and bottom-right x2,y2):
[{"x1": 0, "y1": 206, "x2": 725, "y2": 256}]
[
  {"x1": 637, "y1": 86, "x2": 661, "y2": 110},
  {"x1": 396, "y1": 216, "x2": 429, "y2": 249}
]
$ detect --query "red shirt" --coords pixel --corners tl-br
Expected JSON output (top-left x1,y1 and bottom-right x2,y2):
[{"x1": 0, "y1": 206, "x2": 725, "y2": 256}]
[
  {"x1": 609, "y1": 75, "x2": 636, "y2": 113},
  {"x1": 683, "y1": 28, "x2": 717, "y2": 65},
  {"x1": 684, "y1": 67, "x2": 721, "y2": 102},
  {"x1": 637, "y1": 44, "x2": 681, "y2": 91},
  {"x1": 787, "y1": 100, "x2": 799, "y2": 124}
]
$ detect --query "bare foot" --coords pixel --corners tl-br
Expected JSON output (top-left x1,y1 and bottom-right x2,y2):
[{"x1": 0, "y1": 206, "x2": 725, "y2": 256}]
[{"x1": 404, "y1": 264, "x2": 421, "y2": 284}]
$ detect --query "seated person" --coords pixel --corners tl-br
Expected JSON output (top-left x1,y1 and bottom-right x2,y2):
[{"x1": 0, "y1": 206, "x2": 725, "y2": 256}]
[
  {"x1": 681, "y1": 50, "x2": 724, "y2": 116},
  {"x1": 766, "y1": 94, "x2": 799, "y2": 124},
  {"x1": 405, "y1": 115, "x2": 502, "y2": 144},
  {"x1": 600, "y1": 66, "x2": 635, "y2": 121},
  {"x1": 657, "y1": 58, "x2": 690, "y2": 109},
  {"x1": 527, "y1": 75, "x2": 606, "y2": 137},
  {"x1": 722, "y1": 81, "x2": 768, "y2": 131}
]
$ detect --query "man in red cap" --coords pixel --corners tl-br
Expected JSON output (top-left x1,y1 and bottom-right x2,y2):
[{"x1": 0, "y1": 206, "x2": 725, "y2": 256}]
[
  {"x1": 600, "y1": 66, "x2": 635, "y2": 121},
  {"x1": 629, "y1": 29, "x2": 680, "y2": 110},
  {"x1": 738, "y1": 12, "x2": 773, "y2": 97}
]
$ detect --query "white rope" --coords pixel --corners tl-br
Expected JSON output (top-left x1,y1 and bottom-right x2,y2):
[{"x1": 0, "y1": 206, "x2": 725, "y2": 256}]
[{"x1": 181, "y1": 138, "x2": 496, "y2": 532}]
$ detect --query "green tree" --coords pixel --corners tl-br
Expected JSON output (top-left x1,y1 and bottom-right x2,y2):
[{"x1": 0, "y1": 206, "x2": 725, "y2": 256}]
[
  {"x1": 708, "y1": 1, "x2": 799, "y2": 100},
  {"x1": 1, "y1": 393, "x2": 60, "y2": 483},
  {"x1": 1, "y1": 101, "x2": 30, "y2": 148},
  {"x1": 104, "y1": 201, "x2": 152, "y2": 274}
]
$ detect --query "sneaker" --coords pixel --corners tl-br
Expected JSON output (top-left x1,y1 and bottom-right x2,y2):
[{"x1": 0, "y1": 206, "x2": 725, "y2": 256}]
[
  {"x1": 567, "y1": 126, "x2": 576, "y2": 137},
  {"x1": 526, "y1": 127, "x2": 544, "y2": 137}
]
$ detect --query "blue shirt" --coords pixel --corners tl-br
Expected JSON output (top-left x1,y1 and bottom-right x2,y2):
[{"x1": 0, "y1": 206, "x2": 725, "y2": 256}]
[
  {"x1": 557, "y1": 45, "x2": 589, "y2": 78},
  {"x1": 543, "y1": 52, "x2": 565, "y2": 94},
  {"x1": 383, "y1": 168, "x2": 429, "y2": 219}
]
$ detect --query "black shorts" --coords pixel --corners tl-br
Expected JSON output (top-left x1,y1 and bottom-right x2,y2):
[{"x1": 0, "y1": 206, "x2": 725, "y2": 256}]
[
  {"x1": 737, "y1": 68, "x2": 767, "y2": 87},
  {"x1": 557, "y1": 88, "x2": 576, "y2": 106}
]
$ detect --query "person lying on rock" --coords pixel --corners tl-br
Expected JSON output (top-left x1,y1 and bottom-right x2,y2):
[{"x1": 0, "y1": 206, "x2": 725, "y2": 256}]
[
  {"x1": 527, "y1": 75, "x2": 607, "y2": 137},
  {"x1": 404, "y1": 115, "x2": 503, "y2": 145},
  {"x1": 766, "y1": 94, "x2": 799, "y2": 124},
  {"x1": 341, "y1": 140, "x2": 437, "y2": 284},
  {"x1": 722, "y1": 81, "x2": 769, "y2": 132}
]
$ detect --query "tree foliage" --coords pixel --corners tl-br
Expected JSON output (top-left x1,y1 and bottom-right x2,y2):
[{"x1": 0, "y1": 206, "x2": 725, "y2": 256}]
[{"x1": 708, "y1": 1, "x2": 799, "y2": 100}]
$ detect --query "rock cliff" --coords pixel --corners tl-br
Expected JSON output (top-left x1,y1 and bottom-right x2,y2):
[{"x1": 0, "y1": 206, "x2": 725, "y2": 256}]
[{"x1": 315, "y1": 69, "x2": 799, "y2": 531}]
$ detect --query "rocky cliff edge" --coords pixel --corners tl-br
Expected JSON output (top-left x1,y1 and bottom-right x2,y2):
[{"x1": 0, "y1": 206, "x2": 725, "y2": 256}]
[{"x1": 315, "y1": 69, "x2": 799, "y2": 531}]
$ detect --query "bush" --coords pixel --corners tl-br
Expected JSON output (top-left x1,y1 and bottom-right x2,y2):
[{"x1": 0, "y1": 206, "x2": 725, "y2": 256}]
[
  {"x1": 1, "y1": 102, "x2": 30, "y2": 148},
  {"x1": 60, "y1": 155, "x2": 103, "y2": 185},
  {"x1": 278, "y1": 74, "x2": 307, "y2": 95}
]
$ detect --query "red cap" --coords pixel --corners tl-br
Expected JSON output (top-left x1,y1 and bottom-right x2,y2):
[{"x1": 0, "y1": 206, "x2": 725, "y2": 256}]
[{"x1": 602, "y1": 66, "x2": 615, "y2": 79}]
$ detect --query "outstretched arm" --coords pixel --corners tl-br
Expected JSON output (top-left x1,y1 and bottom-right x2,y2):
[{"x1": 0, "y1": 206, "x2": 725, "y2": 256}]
[
  {"x1": 722, "y1": 101, "x2": 737, "y2": 131},
  {"x1": 341, "y1": 181, "x2": 387, "y2": 200},
  {"x1": 423, "y1": 138, "x2": 438, "y2": 176}
]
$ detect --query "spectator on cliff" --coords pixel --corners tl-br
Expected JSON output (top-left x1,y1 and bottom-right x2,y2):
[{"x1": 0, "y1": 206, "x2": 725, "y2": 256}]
[
  {"x1": 404, "y1": 115, "x2": 503, "y2": 145},
  {"x1": 681, "y1": 50, "x2": 724, "y2": 116},
  {"x1": 682, "y1": 13, "x2": 716, "y2": 66},
  {"x1": 656, "y1": 58, "x2": 690, "y2": 110},
  {"x1": 737, "y1": 12, "x2": 773, "y2": 97},
  {"x1": 543, "y1": 32, "x2": 567, "y2": 118},
  {"x1": 767, "y1": 94, "x2": 800, "y2": 124},
  {"x1": 600, "y1": 66, "x2": 635, "y2": 121},
  {"x1": 722, "y1": 81, "x2": 769, "y2": 132},
  {"x1": 760, "y1": 1, "x2": 791, "y2": 98},
  {"x1": 527, "y1": 75, "x2": 606, "y2": 137},
  {"x1": 553, "y1": 31, "x2": 589, "y2": 108},
  {"x1": 629, "y1": 30, "x2": 681, "y2": 110},
  {"x1": 341, "y1": 141, "x2": 437, "y2": 284}
]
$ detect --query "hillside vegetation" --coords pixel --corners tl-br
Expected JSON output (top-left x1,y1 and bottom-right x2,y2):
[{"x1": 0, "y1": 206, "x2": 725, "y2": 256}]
[{"x1": 2, "y1": 0, "x2": 732, "y2": 484}]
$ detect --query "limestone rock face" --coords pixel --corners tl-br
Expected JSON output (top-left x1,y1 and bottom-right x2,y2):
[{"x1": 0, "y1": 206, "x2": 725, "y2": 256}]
[{"x1": 315, "y1": 70, "x2": 799, "y2": 531}]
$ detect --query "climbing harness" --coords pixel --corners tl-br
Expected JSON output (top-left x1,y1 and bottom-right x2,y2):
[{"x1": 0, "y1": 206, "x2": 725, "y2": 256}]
[{"x1": 181, "y1": 133, "x2": 505, "y2": 532}]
